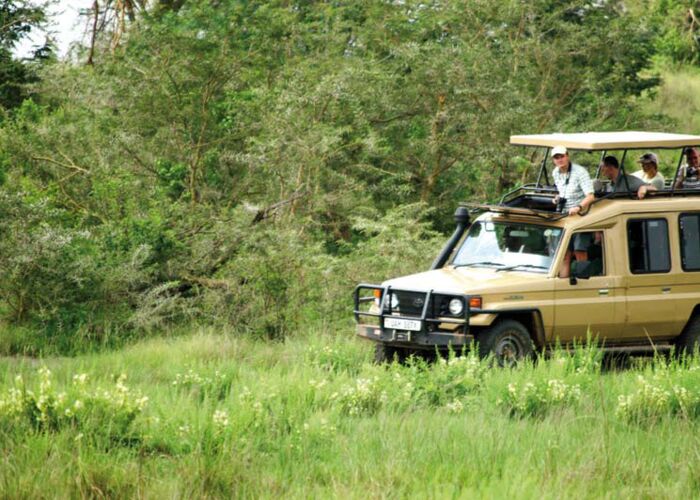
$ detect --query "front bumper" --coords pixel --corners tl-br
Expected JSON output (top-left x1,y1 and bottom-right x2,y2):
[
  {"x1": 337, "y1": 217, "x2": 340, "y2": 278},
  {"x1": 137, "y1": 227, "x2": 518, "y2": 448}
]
[
  {"x1": 353, "y1": 283, "x2": 477, "y2": 348},
  {"x1": 356, "y1": 324, "x2": 473, "y2": 349}
]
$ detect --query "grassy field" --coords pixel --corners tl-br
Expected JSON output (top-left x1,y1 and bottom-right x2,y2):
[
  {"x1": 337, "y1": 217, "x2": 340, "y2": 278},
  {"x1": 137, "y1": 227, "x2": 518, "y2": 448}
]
[
  {"x1": 2, "y1": 327, "x2": 700, "y2": 498},
  {"x1": 646, "y1": 64, "x2": 700, "y2": 134}
]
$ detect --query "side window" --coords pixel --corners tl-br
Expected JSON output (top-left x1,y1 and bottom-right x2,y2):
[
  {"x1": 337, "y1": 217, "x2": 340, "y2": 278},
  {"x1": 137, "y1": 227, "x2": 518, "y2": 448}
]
[
  {"x1": 680, "y1": 213, "x2": 700, "y2": 271},
  {"x1": 561, "y1": 231, "x2": 605, "y2": 277},
  {"x1": 627, "y1": 219, "x2": 671, "y2": 274},
  {"x1": 586, "y1": 231, "x2": 605, "y2": 277}
]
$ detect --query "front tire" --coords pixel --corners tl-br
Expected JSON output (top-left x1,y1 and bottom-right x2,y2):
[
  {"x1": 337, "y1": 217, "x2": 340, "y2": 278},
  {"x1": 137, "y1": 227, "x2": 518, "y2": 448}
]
[
  {"x1": 478, "y1": 319, "x2": 534, "y2": 366},
  {"x1": 374, "y1": 343, "x2": 405, "y2": 364},
  {"x1": 675, "y1": 314, "x2": 700, "y2": 356}
]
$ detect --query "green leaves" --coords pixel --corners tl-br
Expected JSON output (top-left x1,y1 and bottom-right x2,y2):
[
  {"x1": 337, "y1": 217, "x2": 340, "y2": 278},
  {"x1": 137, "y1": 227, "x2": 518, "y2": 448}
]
[{"x1": 0, "y1": 0, "x2": 672, "y2": 345}]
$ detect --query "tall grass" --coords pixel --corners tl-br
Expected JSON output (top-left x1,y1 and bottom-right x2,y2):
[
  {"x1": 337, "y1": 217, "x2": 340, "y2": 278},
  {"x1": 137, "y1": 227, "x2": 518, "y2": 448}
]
[
  {"x1": 646, "y1": 65, "x2": 700, "y2": 134},
  {"x1": 2, "y1": 329, "x2": 700, "y2": 497}
]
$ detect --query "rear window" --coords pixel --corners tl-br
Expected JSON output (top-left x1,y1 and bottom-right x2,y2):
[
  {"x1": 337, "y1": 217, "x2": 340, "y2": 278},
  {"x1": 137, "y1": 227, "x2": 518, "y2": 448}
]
[
  {"x1": 627, "y1": 218, "x2": 671, "y2": 274},
  {"x1": 680, "y1": 213, "x2": 700, "y2": 271}
]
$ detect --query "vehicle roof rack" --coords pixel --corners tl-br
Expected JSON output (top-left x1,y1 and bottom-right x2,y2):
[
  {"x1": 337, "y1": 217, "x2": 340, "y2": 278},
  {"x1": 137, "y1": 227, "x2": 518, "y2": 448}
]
[
  {"x1": 510, "y1": 131, "x2": 700, "y2": 150},
  {"x1": 507, "y1": 131, "x2": 700, "y2": 203},
  {"x1": 464, "y1": 132, "x2": 700, "y2": 220}
]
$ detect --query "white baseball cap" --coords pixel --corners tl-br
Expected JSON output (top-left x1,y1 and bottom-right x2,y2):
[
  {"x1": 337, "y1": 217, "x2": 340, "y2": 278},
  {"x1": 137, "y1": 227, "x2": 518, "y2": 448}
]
[{"x1": 551, "y1": 145, "x2": 568, "y2": 156}]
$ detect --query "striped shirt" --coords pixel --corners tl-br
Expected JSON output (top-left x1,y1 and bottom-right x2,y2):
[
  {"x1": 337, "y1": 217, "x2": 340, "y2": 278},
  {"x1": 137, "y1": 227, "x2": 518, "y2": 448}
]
[{"x1": 552, "y1": 163, "x2": 593, "y2": 211}]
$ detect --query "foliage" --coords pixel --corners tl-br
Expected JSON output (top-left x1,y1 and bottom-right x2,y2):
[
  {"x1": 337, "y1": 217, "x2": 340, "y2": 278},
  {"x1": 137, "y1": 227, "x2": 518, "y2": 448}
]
[
  {"x1": 0, "y1": 0, "x2": 50, "y2": 110},
  {"x1": 651, "y1": 0, "x2": 700, "y2": 63},
  {"x1": 616, "y1": 357, "x2": 700, "y2": 422},
  {"x1": 0, "y1": 0, "x2": 677, "y2": 349},
  {"x1": 499, "y1": 377, "x2": 582, "y2": 418},
  {"x1": 0, "y1": 367, "x2": 148, "y2": 440},
  {"x1": 0, "y1": 192, "x2": 101, "y2": 324}
]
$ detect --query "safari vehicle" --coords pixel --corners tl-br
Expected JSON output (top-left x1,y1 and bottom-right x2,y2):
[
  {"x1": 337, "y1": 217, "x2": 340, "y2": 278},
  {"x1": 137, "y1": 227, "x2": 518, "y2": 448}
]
[{"x1": 353, "y1": 131, "x2": 700, "y2": 363}]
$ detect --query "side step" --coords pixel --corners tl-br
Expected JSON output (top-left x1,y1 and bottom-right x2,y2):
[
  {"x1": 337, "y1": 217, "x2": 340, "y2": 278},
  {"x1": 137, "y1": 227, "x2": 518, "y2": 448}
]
[{"x1": 550, "y1": 343, "x2": 673, "y2": 355}]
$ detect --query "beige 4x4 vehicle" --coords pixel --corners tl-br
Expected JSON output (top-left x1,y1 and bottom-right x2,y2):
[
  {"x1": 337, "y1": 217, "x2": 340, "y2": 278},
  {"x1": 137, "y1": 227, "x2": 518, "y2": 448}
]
[{"x1": 354, "y1": 132, "x2": 700, "y2": 363}]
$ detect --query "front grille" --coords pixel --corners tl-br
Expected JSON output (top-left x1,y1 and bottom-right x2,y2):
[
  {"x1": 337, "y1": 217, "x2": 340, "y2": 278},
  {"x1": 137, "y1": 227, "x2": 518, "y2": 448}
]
[
  {"x1": 394, "y1": 291, "x2": 428, "y2": 316},
  {"x1": 389, "y1": 291, "x2": 457, "y2": 318}
]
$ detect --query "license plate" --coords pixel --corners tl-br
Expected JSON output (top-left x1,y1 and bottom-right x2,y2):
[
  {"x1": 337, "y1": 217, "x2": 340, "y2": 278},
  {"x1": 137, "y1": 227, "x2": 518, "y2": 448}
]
[{"x1": 384, "y1": 317, "x2": 422, "y2": 331}]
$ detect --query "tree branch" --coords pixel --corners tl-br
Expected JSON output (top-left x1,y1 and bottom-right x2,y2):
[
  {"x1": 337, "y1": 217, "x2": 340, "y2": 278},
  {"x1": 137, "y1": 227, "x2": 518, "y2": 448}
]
[{"x1": 252, "y1": 188, "x2": 306, "y2": 225}]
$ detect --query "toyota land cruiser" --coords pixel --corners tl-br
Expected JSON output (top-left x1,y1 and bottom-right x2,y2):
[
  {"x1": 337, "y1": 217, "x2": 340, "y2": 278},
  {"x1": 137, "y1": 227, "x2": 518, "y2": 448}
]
[{"x1": 354, "y1": 132, "x2": 700, "y2": 363}]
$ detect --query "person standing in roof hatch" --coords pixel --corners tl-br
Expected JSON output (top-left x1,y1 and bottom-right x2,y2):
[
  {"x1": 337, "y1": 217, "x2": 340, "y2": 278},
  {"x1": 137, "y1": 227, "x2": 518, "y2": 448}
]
[
  {"x1": 632, "y1": 152, "x2": 665, "y2": 190},
  {"x1": 675, "y1": 147, "x2": 700, "y2": 189},
  {"x1": 550, "y1": 145, "x2": 595, "y2": 278},
  {"x1": 551, "y1": 145, "x2": 595, "y2": 216}
]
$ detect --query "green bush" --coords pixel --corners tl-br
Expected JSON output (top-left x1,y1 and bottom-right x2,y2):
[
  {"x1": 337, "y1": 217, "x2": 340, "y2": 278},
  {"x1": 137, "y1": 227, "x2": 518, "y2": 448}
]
[
  {"x1": 616, "y1": 364, "x2": 700, "y2": 422},
  {"x1": 499, "y1": 378, "x2": 582, "y2": 418},
  {"x1": 0, "y1": 367, "x2": 148, "y2": 441}
]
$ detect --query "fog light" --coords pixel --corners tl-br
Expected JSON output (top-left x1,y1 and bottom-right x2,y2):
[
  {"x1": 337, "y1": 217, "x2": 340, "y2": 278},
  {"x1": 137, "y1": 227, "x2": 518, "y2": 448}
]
[{"x1": 448, "y1": 298, "x2": 464, "y2": 316}]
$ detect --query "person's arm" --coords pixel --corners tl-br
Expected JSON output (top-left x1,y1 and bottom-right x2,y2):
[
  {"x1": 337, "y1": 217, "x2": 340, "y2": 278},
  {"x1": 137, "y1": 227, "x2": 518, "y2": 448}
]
[
  {"x1": 675, "y1": 166, "x2": 686, "y2": 189},
  {"x1": 569, "y1": 167, "x2": 595, "y2": 215},
  {"x1": 569, "y1": 193, "x2": 594, "y2": 215},
  {"x1": 637, "y1": 184, "x2": 657, "y2": 199}
]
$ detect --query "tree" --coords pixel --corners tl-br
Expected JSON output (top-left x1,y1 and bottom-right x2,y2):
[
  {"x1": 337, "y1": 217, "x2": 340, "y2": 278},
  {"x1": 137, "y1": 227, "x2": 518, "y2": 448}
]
[{"x1": 0, "y1": 0, "x2": 49, "y2": 110}]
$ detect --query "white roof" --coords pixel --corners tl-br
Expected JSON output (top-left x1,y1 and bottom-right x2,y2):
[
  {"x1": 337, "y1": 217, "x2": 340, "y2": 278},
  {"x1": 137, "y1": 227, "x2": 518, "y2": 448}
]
[{"x1": 510, "y1": 131, "x2": 700, "y2": 150}]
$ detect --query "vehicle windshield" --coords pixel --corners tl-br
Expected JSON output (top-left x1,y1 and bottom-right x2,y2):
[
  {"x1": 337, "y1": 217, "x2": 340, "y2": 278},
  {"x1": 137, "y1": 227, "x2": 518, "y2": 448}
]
[{"x1": 451, "y1": 220, "x2": 563, "y2": 273}]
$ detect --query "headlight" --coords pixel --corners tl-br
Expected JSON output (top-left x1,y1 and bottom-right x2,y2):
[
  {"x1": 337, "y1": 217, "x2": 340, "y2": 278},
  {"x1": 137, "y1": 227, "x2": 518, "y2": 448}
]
[
  {"x1": 390, "y1": 293, "x2": 400, "y2": 309},
  {"x1": 448, "y1": 298, "x2": 464, "y2": 316},
  {"x1": 383, "y1": 293, "x2": 400, "y2": 310}
]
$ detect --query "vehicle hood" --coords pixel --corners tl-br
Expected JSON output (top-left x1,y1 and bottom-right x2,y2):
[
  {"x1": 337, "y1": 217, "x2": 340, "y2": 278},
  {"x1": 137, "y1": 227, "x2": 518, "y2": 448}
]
[{"x1": 382, "y1": 266, "x2": 551, "y2": 295}]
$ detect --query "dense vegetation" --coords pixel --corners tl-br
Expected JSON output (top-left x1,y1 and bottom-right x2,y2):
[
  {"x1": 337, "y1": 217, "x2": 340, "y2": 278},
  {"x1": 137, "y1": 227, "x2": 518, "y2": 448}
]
[{"x1": 2, "y1": 0, "x2": 696, "y2": 352}]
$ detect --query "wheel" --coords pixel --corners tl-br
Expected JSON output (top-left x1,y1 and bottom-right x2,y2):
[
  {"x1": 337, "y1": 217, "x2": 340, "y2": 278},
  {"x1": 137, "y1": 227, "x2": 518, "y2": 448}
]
[
  {"x1": 602, "y1": 352, "x2": 631, "y2": 371},
  {"x1": 374, "y1": 343, "x2": 405, "y2": 364},
  {"x1": 675, "y1": 314, "x2": 700, "y2": 355},
  {"x1": 478, "y1": 319, "x2": 534, "y2": 366}
]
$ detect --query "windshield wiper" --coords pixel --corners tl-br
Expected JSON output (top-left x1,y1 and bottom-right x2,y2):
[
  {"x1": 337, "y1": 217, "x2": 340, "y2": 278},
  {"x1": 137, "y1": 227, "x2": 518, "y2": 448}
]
[
  {"x1": 453, "y1": 261, "x2": 505, "y2": 269},
  {"x1": 496, "y1": 264, "x2": 548, "y2": 272}
]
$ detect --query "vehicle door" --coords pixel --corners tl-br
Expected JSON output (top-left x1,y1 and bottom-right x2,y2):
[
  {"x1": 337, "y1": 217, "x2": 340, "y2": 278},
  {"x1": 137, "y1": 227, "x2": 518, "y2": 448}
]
[
  {"x1": 552, "y1": 229, "x2": 626, "y2": 343},
  {"x1": 673, "y1": 212, "x2": 700, "y2": 333},
  {"x1": 623, "y1": 216, "x2": 677, "y2": 340}
]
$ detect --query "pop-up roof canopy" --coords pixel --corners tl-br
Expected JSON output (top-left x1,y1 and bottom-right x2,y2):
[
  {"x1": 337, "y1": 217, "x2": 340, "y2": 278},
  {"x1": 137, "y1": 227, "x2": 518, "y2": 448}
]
[{"x1": 510, "y1": 131, "x2": 700, "y2": 150}]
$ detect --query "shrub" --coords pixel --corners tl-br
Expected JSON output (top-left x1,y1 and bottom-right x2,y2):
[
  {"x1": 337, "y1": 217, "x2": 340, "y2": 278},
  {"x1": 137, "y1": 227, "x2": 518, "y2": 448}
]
[
  {"x1": 172, "y1": 368, "x2": 232, "y2": 401},
  {"x1": 0, "y1": 193, "x2": 103, "y2": 327},
  {"x1": 499, "y1": 378, "x2": 581, "y2": 418},
  {"x1": 616, "y1": 370, "x2": 700, "y2": 423},
  {"x1": 331, "y1": 377, "x2": 386, "y2": 416},
  {"x1": 399, "y1": 351, "x2": 487, "y2": 408},
  {"x1": 0, "y1": 367, "x2": 148, "y2": 441}
]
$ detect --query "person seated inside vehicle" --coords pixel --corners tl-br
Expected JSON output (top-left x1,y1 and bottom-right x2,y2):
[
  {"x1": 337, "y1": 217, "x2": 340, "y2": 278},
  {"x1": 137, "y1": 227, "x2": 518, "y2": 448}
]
[
  {"x1": 632, "y1": 152, "x2": 665, "y2": 190},
  {"x1": 586, "y1": 231, "x2": 604, "y2": 277},
  {"x1": 599, "y1": 155, "x2": 655, "y2": 199},
  {"x1": 674, "y1": 147, "x2": 700, "y2": 189},
  {"x1": 561, "y1": 231, "x2": 604, "y2": 279}
]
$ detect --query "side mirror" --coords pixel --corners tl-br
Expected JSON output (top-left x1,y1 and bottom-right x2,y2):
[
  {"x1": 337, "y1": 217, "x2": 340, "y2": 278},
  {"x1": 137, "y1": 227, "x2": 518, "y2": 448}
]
[{"x1": 569, "y1": 261, "x2": 592, "y2": 285}]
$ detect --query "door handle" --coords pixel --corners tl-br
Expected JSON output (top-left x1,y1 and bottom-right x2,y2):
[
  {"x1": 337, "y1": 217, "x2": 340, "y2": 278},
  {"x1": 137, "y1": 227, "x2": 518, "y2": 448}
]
[
  {"x1": 598, "y1": 289, "x2": 609, "y2": 296},
  {"x1": 662, "y1": 287, "x2": 671, "y2": 294}
]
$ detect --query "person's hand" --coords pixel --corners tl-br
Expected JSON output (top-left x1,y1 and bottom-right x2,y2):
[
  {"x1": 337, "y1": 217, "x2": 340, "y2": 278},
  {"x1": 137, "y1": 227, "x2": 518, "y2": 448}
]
[
  {"x1": 637, "y1": 186, "x2": 648, "y2": 199},
  {"x1": 568, "y1": 205, "x2": 582, "y2": 216}
]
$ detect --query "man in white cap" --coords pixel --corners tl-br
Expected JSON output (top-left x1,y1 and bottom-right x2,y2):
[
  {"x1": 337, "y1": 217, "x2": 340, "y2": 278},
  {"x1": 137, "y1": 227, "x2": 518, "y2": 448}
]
[
  {"x1": 632, "y1": 152, "x2": 665, "y2": 190},
  {"x1": 551, "y1": 145, "x2": 594, "y2": 216},
  {"x1": 550, "y1": 145, "x2": 594, "y2": 278}
]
